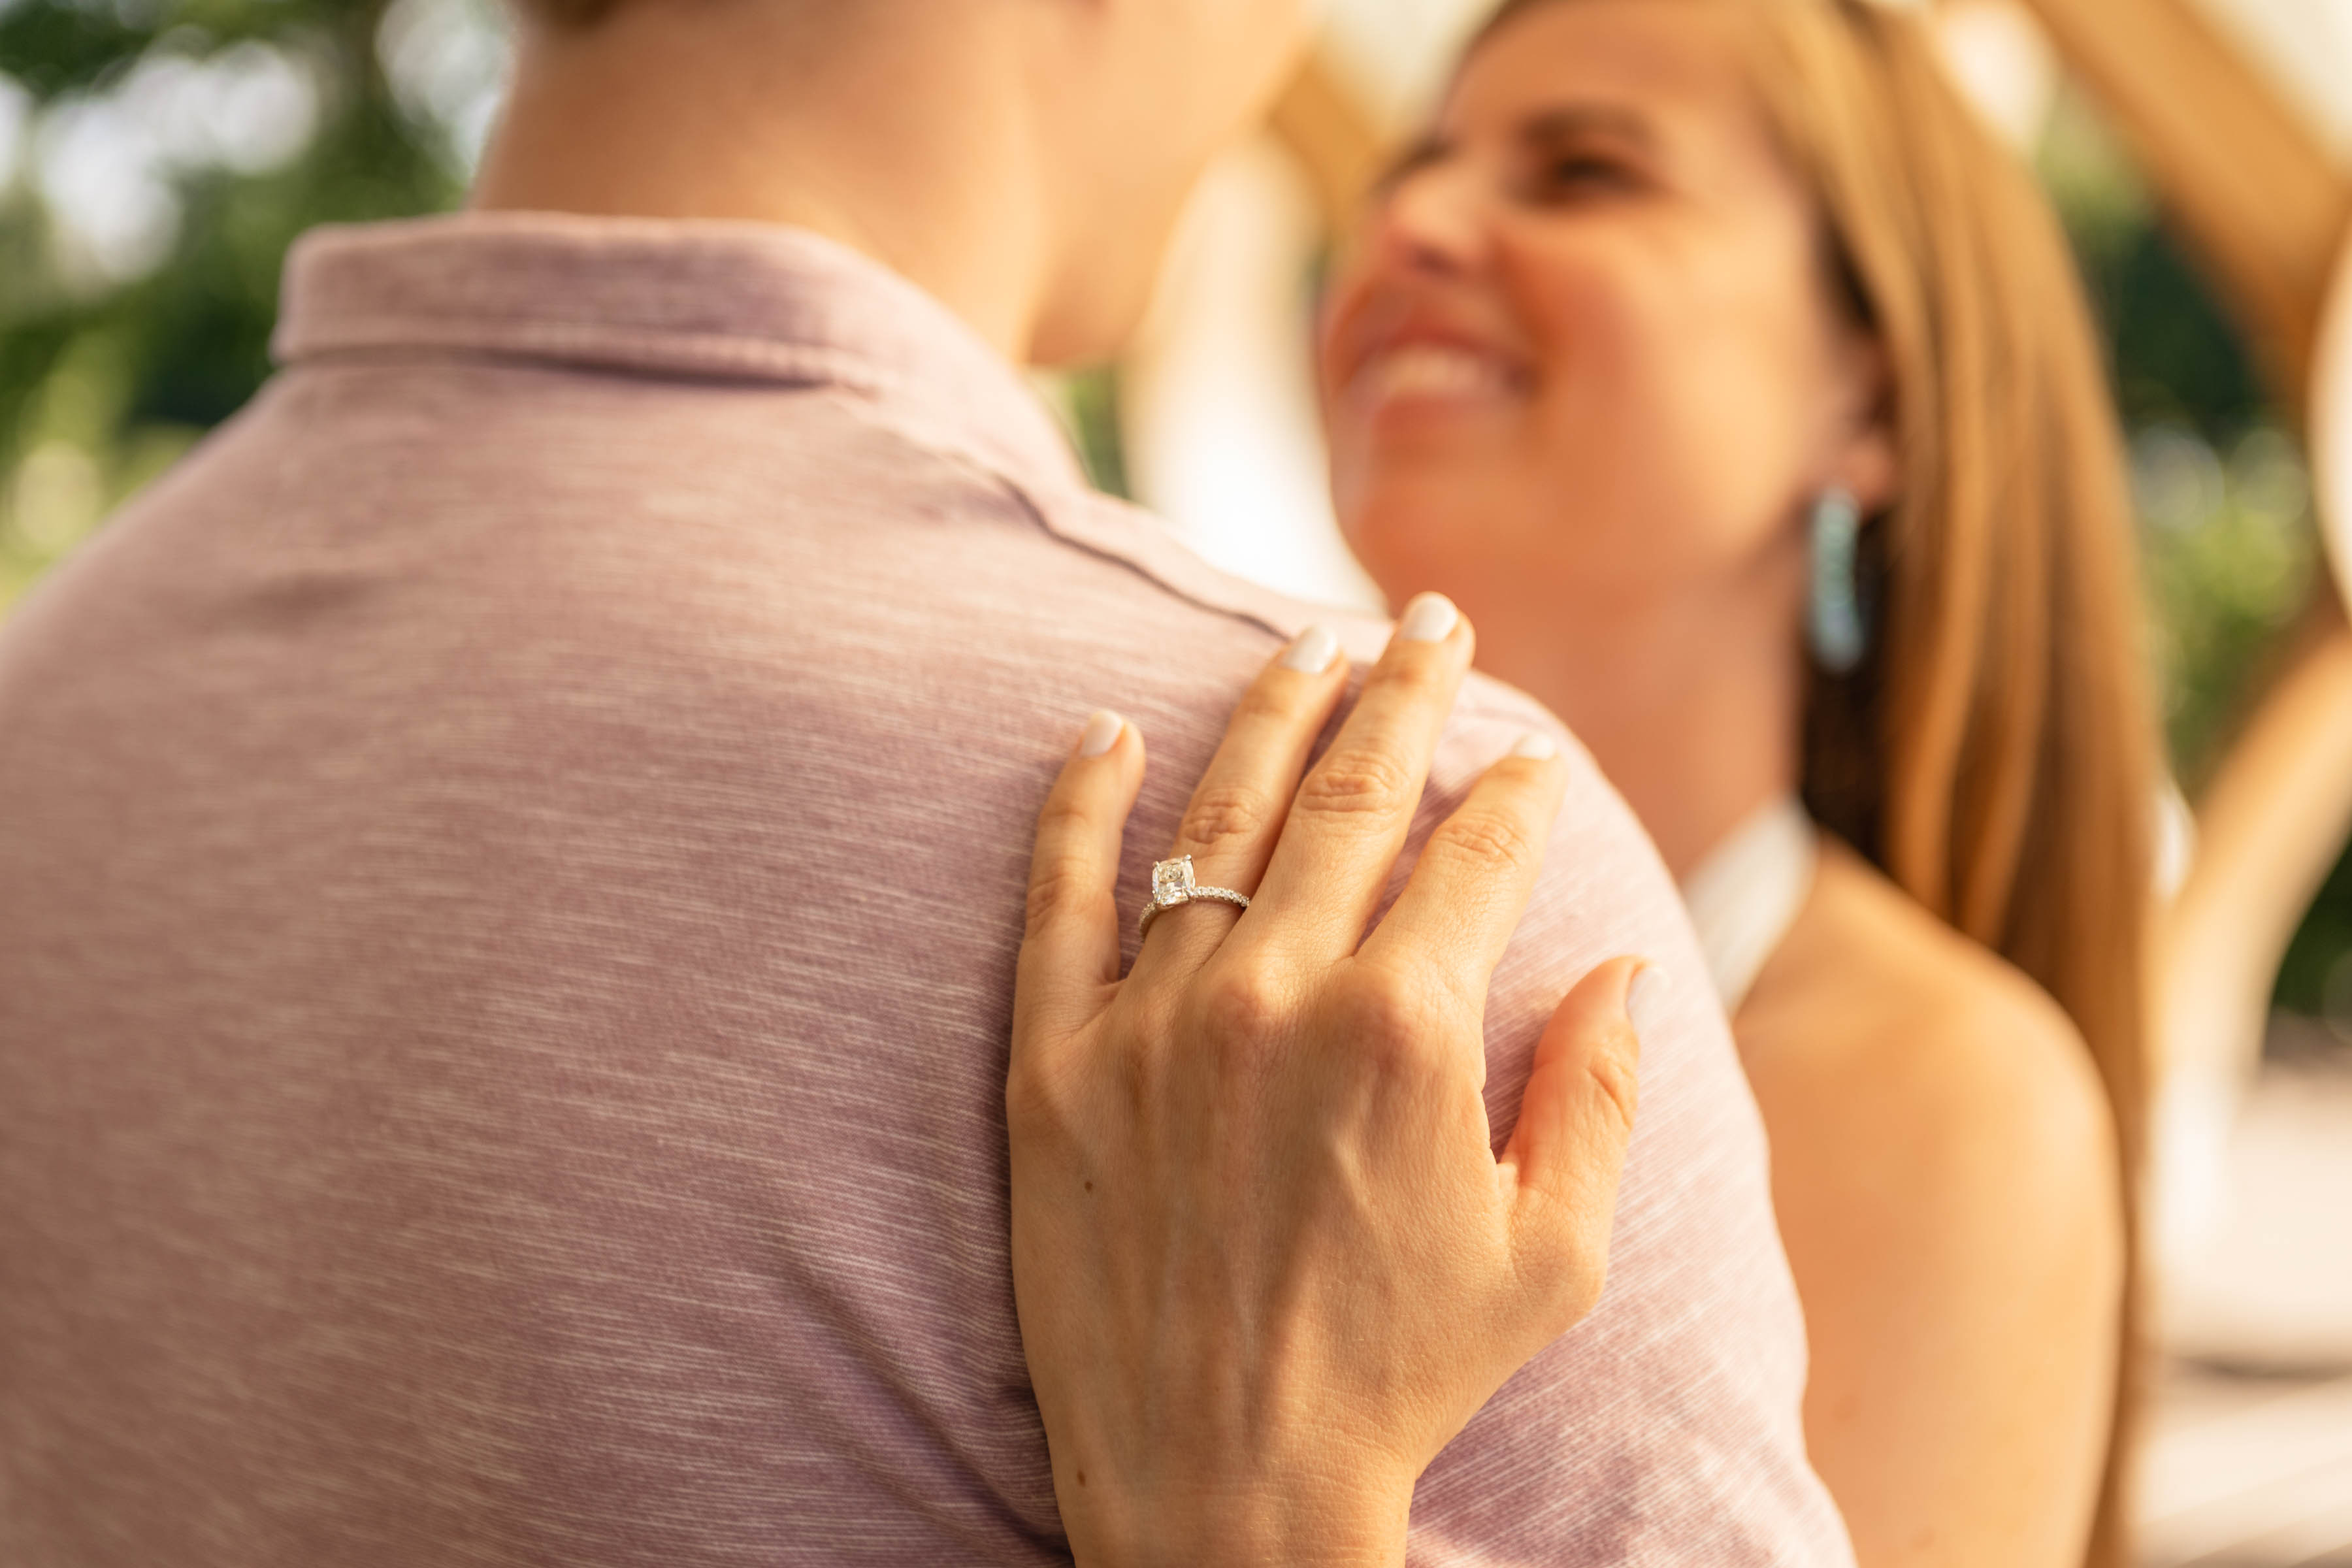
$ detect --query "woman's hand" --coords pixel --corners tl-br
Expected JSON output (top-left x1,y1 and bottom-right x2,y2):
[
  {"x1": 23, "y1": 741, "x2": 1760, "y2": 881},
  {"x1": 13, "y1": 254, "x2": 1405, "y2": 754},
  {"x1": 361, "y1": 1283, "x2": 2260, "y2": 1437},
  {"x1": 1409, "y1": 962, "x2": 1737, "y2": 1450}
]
[{"x1": 1009, "y1": 596, "x2": 1650, "y2": 1568}]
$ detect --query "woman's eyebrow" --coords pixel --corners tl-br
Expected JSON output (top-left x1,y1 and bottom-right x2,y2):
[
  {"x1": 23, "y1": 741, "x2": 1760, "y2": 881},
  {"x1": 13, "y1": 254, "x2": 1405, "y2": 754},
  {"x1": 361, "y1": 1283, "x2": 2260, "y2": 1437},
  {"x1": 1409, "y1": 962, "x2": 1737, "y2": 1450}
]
[
  {"x1": 1519, "y1": 103, "x2": 1661, "y2": 152},
  {"x1": 1369, "y1": 103, "x2": 1659, "y2": 201}
]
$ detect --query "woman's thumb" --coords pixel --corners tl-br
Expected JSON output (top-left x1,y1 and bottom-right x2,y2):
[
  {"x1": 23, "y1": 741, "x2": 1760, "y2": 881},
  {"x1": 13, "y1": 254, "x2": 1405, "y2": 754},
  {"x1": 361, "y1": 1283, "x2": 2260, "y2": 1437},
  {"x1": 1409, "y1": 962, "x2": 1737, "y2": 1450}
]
[{"x1": 1499, "y1": 956, "x2": 1656, "y2": 1332}]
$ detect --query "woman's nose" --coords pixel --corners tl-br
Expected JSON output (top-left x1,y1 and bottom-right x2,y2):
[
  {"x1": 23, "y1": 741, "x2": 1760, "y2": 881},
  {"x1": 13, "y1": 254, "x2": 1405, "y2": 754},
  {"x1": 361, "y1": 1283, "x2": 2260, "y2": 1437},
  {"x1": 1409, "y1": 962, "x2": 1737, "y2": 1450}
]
[{"x1": 1369, "y1": 166, "x2": 1489, "y2": 278}]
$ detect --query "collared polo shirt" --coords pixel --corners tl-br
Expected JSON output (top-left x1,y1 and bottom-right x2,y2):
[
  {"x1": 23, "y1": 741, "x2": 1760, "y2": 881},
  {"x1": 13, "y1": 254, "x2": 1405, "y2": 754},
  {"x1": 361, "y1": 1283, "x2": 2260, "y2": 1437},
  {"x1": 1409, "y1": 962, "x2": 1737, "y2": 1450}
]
[{"x1": 0, "y1": 212, "x2": 1851, "y2": 1566}]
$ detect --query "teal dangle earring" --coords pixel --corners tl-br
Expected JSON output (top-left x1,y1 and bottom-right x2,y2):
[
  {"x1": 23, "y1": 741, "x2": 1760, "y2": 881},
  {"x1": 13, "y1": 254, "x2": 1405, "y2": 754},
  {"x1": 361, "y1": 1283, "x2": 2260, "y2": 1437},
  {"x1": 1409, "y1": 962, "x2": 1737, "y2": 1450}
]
[{"x1": 1807, "y1": 486, "x2": 1867, "y2": 674}]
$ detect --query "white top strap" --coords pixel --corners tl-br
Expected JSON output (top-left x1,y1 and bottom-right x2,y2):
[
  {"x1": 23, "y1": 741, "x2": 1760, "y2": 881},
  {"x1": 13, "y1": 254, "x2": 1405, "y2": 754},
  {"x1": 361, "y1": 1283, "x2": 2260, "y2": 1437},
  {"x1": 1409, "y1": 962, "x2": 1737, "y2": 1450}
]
[{"x1": 1680, "y1": 796, "x2": 1821, "y2": 1015}]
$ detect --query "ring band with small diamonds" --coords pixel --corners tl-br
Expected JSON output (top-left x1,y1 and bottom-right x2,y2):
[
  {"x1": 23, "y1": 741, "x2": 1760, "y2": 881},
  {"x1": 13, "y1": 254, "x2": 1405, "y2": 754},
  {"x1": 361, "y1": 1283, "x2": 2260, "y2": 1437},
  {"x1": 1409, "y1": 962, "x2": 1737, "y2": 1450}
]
[{"x1": 1138, "y1": 855, "x2": 1251, "y2": 939}]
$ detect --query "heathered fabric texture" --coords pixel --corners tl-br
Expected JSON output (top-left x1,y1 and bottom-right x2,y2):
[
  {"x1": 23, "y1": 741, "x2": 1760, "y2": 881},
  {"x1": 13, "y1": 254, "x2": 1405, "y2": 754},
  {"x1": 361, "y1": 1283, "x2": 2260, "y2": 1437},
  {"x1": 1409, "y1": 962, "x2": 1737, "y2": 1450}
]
[{"x1": 0, "y1": 213, "x2": 1852, "y2": 1567}]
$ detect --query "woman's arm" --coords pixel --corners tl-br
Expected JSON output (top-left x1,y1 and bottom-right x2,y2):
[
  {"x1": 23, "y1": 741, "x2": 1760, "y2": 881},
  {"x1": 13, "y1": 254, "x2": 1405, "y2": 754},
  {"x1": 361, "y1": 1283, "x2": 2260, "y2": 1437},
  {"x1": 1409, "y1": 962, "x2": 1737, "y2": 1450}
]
[{"x1": 1007, "y1": 601, "x2": 1652, "y2": 1567}]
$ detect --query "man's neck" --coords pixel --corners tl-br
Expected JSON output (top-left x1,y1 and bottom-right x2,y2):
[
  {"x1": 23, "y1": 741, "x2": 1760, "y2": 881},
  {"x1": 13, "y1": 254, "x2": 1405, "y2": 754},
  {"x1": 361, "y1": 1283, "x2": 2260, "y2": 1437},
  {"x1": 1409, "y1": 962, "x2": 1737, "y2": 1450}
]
[{"x1": 470, "y1": 2, "x2": 1054, "y2": 360}]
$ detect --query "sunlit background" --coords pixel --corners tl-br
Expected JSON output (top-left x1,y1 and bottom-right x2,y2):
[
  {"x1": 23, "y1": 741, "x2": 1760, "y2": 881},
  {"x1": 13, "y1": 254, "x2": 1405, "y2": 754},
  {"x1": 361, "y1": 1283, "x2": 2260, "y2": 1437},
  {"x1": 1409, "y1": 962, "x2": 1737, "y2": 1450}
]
[{"x1": 2, "y1": 0, "x2": 2348, "y2": 1558}]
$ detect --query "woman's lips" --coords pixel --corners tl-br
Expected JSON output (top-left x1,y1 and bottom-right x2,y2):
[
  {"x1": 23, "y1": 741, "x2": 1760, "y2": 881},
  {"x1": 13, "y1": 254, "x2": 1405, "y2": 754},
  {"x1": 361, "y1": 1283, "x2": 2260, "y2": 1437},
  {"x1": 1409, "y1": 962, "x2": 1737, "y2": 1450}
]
[{"x1": 1347, "y1": 342, "x2": 1530, "y2": 417}]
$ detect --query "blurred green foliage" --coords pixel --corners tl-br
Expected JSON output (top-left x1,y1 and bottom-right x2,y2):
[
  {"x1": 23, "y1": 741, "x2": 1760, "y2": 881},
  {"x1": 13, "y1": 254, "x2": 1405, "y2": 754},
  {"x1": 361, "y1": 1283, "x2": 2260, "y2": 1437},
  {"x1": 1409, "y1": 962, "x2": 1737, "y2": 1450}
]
[
  {"x1": 2038, "y1": 89, "x2": 2346, "y2": 1025},
  {"x1": 0, "y1": 0, "x2": 467, "y2": 600},
  {"x1": 2040, "y1": 90, "x2": 2312, "y2": 784},
  {"x1": 0, "y1": 10, "x2": 2345, "y2": 1032}
]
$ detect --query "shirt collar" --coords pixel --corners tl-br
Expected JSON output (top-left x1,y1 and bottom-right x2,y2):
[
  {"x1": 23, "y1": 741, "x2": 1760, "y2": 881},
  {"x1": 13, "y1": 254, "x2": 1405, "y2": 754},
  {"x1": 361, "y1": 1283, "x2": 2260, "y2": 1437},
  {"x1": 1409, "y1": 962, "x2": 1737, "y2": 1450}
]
[
  {"x1": 272, "y1": 210, "x2": 1090, "y2": 498},
  {"x1": 270, "y1": 210, "x2": 1375, "y2": 661}
]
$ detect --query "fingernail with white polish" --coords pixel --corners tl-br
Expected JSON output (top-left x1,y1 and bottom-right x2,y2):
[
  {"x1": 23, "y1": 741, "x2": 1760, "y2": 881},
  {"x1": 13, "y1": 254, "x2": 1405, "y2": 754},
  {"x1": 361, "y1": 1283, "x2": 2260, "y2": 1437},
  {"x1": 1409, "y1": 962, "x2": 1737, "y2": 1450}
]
[
  {"x1": 1079, "y1": 710, "x2": 1124, "y2": 758},
  {"x1": 1284, "y1": 624, "x2": 1340, "y2": 674},
  {"x1": 1511, "y1": 731, "x2": 1560, "y2": 761},
  {"x1": 1396, "y1": 593, "x2": 1459, "y2": 644},
  {"x1": 1627, "y1": 965, "x2": 1671, "y2": 1039}
]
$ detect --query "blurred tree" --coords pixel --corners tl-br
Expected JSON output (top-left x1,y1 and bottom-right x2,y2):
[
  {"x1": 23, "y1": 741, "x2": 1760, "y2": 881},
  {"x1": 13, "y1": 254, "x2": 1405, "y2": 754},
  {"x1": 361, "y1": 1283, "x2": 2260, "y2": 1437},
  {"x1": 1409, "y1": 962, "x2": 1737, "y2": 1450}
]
[{"x1": 0, "y1": 0, "x2": 486, "y2": 599}]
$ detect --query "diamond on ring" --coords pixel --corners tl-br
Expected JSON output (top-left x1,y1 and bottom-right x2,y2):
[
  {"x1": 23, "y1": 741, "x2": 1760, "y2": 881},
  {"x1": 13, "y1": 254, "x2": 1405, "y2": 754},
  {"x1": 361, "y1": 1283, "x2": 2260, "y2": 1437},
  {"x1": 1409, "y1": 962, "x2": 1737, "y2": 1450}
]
[
  {"x1": 1152, "y1": 856, "x2": 1198, "y2": 907},
  {"x1": 1139, "y1": 855, "x2": 1251, "y2": 939}
]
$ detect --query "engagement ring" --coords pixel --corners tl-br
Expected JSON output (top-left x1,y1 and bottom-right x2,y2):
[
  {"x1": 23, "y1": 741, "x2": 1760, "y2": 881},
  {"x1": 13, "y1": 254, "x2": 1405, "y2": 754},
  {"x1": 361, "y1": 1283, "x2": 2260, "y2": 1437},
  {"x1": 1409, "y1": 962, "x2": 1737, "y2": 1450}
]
[{"x1": 1137, "y1": 855, "x2": 1251, "y2": 939}]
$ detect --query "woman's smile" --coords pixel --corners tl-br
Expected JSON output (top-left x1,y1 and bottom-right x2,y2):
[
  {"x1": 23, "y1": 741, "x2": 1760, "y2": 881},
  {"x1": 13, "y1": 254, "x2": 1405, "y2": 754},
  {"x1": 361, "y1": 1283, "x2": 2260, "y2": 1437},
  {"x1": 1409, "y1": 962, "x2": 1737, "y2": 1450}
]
[
  {"x1": 1342, "y1": 337, "x2": 1533, "y2": 427},
  {"x1": 1326, "y1": 270, "x2": 1543, "y2": 461}
]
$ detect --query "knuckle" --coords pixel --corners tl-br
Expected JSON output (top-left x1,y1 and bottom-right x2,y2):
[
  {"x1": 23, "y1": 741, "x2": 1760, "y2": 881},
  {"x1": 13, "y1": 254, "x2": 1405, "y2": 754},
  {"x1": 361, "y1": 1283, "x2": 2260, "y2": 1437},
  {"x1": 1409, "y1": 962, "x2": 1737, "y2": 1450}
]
[
  {"x1": 1024, "y1": 861, "x2": 1109, "y2": 934},
  {"x1": 1546, "y1": 1257, "x2": 1609, "y2": 1333},
  {"x1": 1294, "y1": 747, "x2": 1417, "y2": 823},
  {"x1": 1366, "y1": 648, "x2": 1448, "y2": 701},
  {"x1": 1334, "y1": 968, "x2": 1451, "y2": 1071},
  {"x1": 1232, "y1": 676, "x2": 1305, "y2": 725},
  {"x1": 1005, "y1": 1053, "x2": 1078, "y2": 1147},
  {"x1": 1200, "y1": 959, "x2": 1293, "y2": 1047},
  {"x1": 1426, "y1": 808, "x2": 1541, "y2": 881},
  {"x1": 1034, "y1": 790, "x2": 1095, "y2": 841},
  {"x1": 1176, "y1": 781, "x2": 1274, "y2": 860},
  {"x1": 1583, "y1": 1028, "x2": 1642, "y2": 1136},
  {"x1": 1515, "y1": 1200, "x2": 1612, "y2": 1335}
]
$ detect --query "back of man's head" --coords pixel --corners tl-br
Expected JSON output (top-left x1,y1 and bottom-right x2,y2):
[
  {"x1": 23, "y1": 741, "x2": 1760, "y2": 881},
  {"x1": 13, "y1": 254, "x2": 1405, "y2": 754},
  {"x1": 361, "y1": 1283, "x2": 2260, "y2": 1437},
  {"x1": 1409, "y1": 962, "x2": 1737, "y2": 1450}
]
[{"x1": 513, "y1": 0, "x2": 608, "y2": 22}]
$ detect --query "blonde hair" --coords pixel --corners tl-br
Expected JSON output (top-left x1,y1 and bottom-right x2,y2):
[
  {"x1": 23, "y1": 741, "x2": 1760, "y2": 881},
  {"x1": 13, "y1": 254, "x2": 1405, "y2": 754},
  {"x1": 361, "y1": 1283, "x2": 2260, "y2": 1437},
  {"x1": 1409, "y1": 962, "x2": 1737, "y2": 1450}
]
[{"x1": 1476, "y1": 2, "x2": 2159, "y2": 1562}]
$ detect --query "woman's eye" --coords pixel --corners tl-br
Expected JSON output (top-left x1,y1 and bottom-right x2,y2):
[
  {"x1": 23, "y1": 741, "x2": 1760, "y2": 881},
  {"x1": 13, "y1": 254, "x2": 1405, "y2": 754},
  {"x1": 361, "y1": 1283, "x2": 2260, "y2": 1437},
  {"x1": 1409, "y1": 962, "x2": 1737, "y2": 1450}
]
[{"x1": 1539, "y1": 155, "x2": 1629, "y2": 192}]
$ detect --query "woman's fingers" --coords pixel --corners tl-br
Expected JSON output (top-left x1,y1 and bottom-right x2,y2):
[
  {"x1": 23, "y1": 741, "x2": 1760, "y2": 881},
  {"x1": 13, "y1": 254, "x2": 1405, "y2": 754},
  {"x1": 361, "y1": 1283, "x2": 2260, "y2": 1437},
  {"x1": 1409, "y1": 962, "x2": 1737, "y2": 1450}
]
[
  {"x1": 1126, "y1": 624, "x2": 1352, "y2": 983},
  {"x1": 1500, "y1": 957, "x2": 1649, "y2": 1335},
  {"x1": 1015, "y1": 711, "x2": 1147, "y2": 1049},
  {"x1": 1358, "y1": 730, "x2": 1570, "y2": 1032},
  {"x1": 1246, "y1": 594, "x2": 1475, "y2": 963}
]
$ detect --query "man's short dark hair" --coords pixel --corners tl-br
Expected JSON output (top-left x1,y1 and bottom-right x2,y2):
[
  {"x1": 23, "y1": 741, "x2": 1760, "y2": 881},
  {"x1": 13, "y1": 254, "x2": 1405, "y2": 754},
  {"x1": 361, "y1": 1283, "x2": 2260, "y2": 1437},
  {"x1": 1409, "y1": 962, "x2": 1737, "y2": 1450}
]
[{"x1": 514, "y1": 0, "x2": 623, "y2": 26}]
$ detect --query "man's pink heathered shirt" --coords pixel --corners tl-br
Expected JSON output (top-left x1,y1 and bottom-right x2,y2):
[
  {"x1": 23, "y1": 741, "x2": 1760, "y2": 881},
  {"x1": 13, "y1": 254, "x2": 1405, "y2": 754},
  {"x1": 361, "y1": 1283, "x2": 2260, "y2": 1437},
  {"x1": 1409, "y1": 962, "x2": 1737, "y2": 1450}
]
[{"x1": 0, "y1": 214, "x2": 1850, "y2": 1566}]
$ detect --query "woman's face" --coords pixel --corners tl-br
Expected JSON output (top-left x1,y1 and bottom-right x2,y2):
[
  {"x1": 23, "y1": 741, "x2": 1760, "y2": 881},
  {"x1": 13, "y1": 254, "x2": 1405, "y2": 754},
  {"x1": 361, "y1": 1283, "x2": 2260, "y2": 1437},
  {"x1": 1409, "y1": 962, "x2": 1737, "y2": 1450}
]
[{"x1": 1319, "y1": 0, "x2": 1891, "y2": 626}]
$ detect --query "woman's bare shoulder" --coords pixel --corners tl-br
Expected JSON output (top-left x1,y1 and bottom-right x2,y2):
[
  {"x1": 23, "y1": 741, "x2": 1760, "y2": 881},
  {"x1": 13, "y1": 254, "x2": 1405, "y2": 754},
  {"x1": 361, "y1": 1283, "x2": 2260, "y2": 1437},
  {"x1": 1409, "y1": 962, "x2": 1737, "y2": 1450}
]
[
  {"x1": 1740, "y1": 847, "x2": 2123, "y2": 1566},
  {"x1": 1737, "y1": 838, "x2": 2118, "y2": 1239}
]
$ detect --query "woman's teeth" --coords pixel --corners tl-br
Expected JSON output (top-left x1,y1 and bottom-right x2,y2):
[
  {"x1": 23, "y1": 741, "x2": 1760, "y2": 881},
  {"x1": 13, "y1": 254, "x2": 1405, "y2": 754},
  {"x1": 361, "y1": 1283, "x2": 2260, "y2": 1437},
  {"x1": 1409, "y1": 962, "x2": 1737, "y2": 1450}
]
[{"x1": 1362, "y1": 346, "x2": 1520, "y2": 406}]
